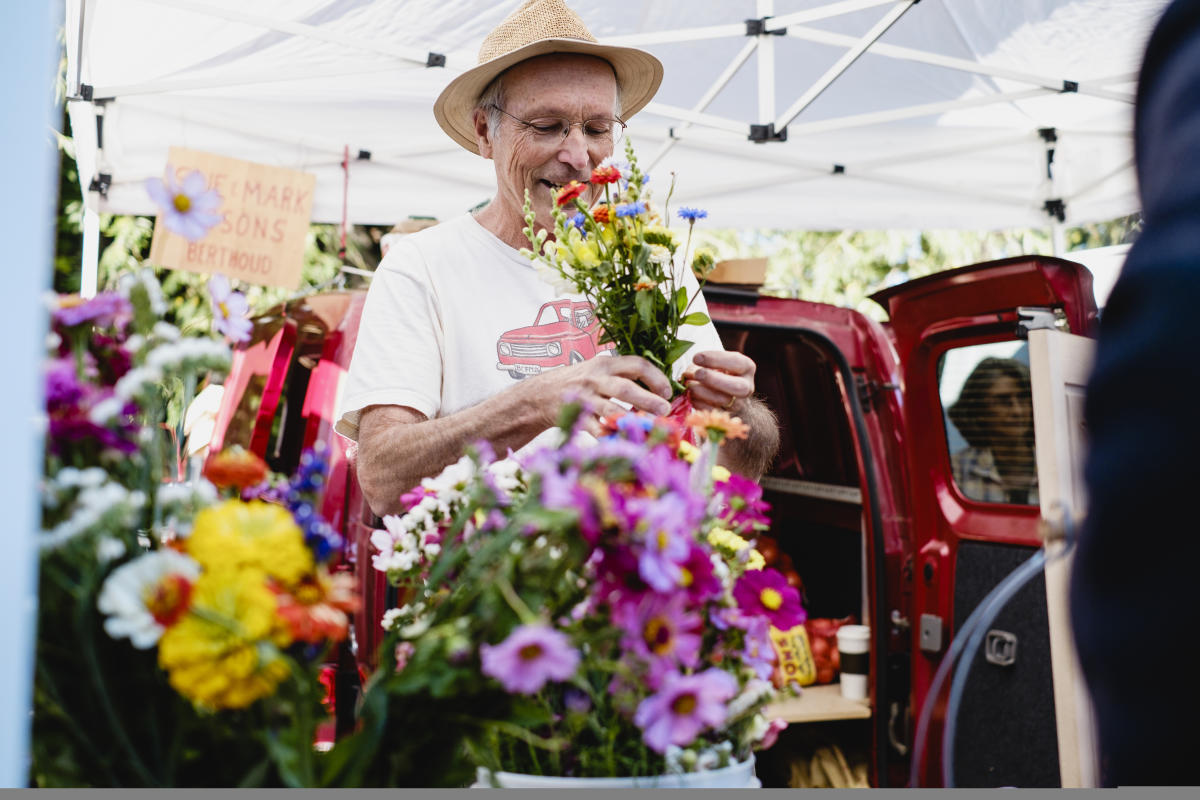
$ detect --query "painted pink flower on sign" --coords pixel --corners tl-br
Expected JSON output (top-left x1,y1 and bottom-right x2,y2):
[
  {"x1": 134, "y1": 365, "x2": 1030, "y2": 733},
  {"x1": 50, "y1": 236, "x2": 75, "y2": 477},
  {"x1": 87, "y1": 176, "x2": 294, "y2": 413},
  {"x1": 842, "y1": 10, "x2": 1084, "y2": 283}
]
[{"x1": 145, "y1": 166, "x2": 223, "y2": 241}]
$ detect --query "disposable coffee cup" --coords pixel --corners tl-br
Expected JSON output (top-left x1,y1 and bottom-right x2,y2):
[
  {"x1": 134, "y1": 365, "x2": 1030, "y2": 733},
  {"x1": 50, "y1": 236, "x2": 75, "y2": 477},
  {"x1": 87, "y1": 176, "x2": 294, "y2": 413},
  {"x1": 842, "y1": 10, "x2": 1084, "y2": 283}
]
[{"x1": 836, "y1": 624, "x2": 870, "y2": 701}]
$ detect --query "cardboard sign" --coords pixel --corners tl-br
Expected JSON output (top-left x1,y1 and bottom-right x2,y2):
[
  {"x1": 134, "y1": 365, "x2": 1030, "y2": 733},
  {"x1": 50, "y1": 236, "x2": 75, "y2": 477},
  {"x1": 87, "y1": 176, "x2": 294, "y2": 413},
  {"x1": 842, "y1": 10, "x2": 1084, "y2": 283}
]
[{"x1": 148, "y1": 147, "x2": 316, "y2": 289}]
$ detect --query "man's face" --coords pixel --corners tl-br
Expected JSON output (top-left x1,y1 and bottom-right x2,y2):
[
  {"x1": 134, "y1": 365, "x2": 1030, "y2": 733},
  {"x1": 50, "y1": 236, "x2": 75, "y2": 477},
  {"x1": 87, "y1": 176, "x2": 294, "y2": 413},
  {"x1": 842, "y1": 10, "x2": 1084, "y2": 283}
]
[{"x1": 476, "y1": 54, "x2": 618, "y2": 237}]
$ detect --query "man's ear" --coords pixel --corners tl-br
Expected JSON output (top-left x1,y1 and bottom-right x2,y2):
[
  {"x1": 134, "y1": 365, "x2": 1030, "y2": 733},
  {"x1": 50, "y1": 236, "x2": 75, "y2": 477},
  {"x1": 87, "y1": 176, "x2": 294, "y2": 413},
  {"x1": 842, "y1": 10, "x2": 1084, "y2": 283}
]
[{"x1": 473, "y1": 109, "x2": 494, "y2": 159}]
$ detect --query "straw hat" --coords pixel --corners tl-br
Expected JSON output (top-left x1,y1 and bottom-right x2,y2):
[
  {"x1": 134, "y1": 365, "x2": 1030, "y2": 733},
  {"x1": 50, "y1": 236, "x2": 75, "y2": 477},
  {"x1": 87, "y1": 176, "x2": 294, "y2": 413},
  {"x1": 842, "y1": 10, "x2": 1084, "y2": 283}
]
[{"x1": 434, "y1": 0, "x2": 663, "y2": 154}]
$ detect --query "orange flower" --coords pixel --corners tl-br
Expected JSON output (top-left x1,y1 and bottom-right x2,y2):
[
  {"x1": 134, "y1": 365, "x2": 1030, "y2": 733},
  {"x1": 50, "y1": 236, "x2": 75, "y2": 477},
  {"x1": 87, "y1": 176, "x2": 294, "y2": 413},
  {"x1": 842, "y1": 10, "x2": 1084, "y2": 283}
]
[
  {"x1": 204, "y1": 447, "x2": 268, "y2": 489},
  {"x1": 555, "y1": 180, "x2": 587, "y2": 207},
  {"x1": 590, "y1": 165, "x2": 622, "y2": 185},
  {"x1": 686, "y1": 409, "x2": 750, "y2": 441},
  {"x1": 633, "y1": 280, "x2": 658, "y2": 291},
  {"x1": 591, "y1": 203, "x2": 612, "y2": 224},
  {"x1": 271, "y1": 567, "x2": 359, "y2": 644}
]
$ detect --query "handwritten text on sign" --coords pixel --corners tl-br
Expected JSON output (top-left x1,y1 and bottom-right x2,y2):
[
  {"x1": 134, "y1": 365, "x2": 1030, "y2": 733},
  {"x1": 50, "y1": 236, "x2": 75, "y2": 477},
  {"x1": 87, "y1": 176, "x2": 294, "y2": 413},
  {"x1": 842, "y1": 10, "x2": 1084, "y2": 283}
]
[{"x1": 148, "y1": 148, "x2": 316, "y2": 289}]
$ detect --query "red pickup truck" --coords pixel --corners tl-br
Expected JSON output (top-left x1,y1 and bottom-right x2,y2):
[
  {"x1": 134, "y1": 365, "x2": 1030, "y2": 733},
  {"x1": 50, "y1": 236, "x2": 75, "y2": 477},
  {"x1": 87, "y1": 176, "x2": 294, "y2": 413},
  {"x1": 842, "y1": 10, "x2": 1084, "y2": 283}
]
[{"x1": 205, "y1": 255, "x2": 1096, "y2": 788}]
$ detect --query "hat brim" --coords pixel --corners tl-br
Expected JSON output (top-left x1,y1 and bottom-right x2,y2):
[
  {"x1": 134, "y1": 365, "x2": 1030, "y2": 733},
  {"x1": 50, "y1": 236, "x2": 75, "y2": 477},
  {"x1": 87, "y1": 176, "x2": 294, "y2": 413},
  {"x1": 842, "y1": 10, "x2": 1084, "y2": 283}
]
[{"x1": 433, "y1": 39, "x2": 663, "y2": 154}]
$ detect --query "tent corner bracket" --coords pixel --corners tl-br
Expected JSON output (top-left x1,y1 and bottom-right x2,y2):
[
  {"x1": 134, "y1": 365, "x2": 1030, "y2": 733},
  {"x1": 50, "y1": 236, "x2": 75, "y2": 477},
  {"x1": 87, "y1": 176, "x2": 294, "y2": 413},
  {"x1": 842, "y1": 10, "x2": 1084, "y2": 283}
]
[
  {"x1": 748, "y1": 123, "x2": 787, "y2": 143},
  {"x1": 745, "y1": 17, "x2": 786, "y2": 37}
]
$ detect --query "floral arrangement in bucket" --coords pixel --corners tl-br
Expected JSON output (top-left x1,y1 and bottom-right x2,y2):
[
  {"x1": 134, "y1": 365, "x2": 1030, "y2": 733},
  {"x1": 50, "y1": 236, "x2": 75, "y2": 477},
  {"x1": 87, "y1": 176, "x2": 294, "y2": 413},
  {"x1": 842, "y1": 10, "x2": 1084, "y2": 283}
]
[
  {"x1": 33, "y1": 269, "x2": 357, "y2": 787},
  {"x1": 356, "y1": 403, "x2": 801, "y2": 785},
  {"x1": 521, "y1": 139, "x2": 716, "y2": 400}
]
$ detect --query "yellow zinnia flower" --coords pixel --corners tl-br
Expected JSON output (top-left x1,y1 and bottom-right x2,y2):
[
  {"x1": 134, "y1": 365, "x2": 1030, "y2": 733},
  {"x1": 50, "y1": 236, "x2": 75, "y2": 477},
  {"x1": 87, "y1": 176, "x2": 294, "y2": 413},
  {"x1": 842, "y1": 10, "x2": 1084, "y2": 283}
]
[
  {"x1": 158, "y1": 568, "x2": 292, "y2": 709},
  {"x1": 186, "y1": 499, "x2": 312, "y2": 586}
]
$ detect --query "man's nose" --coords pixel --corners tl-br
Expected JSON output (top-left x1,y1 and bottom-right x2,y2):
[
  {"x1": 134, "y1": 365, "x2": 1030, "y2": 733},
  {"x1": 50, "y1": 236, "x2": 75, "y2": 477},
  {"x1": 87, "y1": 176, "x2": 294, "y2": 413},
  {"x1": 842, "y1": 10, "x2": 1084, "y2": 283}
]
[{"x1": 557, "y1": 127, "x2": 591, "y2": 171}]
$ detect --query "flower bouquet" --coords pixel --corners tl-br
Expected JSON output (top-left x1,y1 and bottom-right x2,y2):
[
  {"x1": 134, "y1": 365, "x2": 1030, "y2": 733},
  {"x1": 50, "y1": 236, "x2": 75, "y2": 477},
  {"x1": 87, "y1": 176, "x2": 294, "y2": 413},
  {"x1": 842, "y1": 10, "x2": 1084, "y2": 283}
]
[
  {"x1": 33, "y1": 272, "x2": 356, "y2": 787},
  {"x1": 521, "y1": 139, "x2": 716, "y2": 399},
  {"x1": 348, "y1": 403, "x2": 801, "y2": 785}
]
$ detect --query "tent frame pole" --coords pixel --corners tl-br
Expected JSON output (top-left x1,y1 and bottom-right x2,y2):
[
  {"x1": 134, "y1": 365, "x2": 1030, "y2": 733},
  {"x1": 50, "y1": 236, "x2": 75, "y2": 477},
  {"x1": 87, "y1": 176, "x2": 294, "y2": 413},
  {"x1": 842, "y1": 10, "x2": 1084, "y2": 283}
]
[
  {"x1": 775, "y1": 0, "x2": 918, "y2": 130},
  {"x1": 139, "y1": 0, "x2": 437, "y2": 67},
  {"x1": 601, "y1": 0, "x2": 895, "y2": 47},
  {"x1": 645, "y1": 38, "x2": 758, "y2": 171},
  {"x1": 785, "y1": 25, "x2": 1136, "y2": 104}
]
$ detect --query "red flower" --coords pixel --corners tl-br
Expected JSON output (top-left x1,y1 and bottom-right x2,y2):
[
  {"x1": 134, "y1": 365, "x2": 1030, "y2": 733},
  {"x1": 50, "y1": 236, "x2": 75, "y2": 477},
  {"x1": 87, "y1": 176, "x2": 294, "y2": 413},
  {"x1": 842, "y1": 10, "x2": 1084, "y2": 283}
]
[
  {"x1": 204, "y1": 447, "x2": 268, "y2": 489},
  {"x1": 592, "y1": 204, "x2": 612, "y2": 224},
  {"x1": 555, "y1": 180, "x2": 587, "y2": 207},
  {"x1": 590, "y1": 165, "x2": 622, "y2": 185}
]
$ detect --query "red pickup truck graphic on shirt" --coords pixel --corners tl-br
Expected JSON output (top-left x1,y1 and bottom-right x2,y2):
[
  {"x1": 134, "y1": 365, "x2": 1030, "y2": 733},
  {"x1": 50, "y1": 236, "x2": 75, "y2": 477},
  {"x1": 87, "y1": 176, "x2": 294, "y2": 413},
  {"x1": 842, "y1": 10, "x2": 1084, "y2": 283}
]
[{"x1": 496, "y1": 299, "x2": 616, "y2": 380}]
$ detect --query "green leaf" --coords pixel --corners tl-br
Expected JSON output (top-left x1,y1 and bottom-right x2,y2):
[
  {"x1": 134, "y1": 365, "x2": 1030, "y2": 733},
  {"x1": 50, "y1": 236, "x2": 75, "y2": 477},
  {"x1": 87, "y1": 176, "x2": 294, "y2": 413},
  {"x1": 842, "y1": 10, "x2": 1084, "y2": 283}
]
[
  {"x1": 634, "y1": 290, "x2": 654, "y2": 329},
  {"x1": 680, "y1": 311, "x2": 709, "y2": 326},
  {"x1": 674, "y1": 287, "x2": 688, "y2": 314},
  {"x1": 664, "y1": 338, "x2": 693, "y2": 368}
]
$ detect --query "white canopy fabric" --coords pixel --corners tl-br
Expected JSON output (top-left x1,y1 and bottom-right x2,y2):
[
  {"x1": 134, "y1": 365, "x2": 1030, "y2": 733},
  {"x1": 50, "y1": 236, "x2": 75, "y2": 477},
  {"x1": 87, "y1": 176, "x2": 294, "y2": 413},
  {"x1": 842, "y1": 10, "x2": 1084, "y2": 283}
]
[{"x1": 65, "y1": 0, "x2": 1168, "y2": 232}]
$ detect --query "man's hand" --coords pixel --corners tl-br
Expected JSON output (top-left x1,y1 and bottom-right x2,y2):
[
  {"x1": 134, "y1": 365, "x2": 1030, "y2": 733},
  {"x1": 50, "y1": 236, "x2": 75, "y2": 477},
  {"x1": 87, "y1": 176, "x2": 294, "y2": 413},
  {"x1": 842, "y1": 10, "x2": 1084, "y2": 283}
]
[
  {"x1": 681, "y1": 349, "x2": 756, "y2": 411},
  {"x1": 526, "y1": 354, "x2": 673, "y2": 436}
]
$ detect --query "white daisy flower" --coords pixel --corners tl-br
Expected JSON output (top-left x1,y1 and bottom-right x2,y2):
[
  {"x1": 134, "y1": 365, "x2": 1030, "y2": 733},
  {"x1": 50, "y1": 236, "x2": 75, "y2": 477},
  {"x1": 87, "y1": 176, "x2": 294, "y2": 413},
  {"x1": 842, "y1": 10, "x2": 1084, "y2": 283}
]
[{"x1": 97, "y1": 549, "x2": 201, "y2": 648}]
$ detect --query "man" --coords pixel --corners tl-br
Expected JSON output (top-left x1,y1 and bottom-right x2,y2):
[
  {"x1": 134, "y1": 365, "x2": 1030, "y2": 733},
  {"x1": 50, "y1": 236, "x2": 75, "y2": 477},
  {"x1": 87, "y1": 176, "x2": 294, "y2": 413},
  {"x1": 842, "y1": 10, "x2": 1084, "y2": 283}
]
[
  {"x1": 337, "y1": 0, "x2": 778, "y2": 516},
  {"x1": 1071, "y1": 0, "x2": 1200, "y2": 786}
]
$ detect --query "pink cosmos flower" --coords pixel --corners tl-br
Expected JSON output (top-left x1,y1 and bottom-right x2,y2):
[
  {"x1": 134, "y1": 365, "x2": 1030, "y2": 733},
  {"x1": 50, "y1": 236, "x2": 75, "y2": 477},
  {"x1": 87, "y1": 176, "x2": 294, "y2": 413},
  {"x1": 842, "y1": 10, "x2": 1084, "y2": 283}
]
[
  {"x1": 145, "y1": 166, "x2": 224, "y2": 241},
  {"x1": 208, "y1": 274, "x2": 252, "y2": 344},
  {"x1": 614, "y1": 592, "x2": 702, "y2": 687},
  {"x1": 733, "y1": 568, "x2": 806, "y2": 631},
  {"x1": 480, "y1": 624, "x2": 580, "y2": 695},
  {"x1": 633, "y1": 668, "x2": 738, "y2": 753},
  {"x1": 759, "y1": 717, "x2": 788, "y2": 750}
]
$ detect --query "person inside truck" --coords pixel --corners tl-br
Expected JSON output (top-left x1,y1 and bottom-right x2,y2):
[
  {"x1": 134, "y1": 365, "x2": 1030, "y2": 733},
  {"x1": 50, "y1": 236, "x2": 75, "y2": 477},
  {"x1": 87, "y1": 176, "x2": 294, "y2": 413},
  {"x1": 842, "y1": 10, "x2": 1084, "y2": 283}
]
[
  {"x1": 946, "y1": 357, "x2": 1038, "y2": 505},
  {"x1": 334, "y1": 0, "x2": 779, "y2": 515}
]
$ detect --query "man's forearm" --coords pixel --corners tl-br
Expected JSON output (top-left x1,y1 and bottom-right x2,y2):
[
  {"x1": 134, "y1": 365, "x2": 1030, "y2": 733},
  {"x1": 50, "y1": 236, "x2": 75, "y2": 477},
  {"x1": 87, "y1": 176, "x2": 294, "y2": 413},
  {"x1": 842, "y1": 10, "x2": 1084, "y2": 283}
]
[
  {"x1": 718, "y1": 395, "x2": 780, "y2": 481},
  {"x1": 356, "y1": 383, "x2": 552, "y2": 517}
]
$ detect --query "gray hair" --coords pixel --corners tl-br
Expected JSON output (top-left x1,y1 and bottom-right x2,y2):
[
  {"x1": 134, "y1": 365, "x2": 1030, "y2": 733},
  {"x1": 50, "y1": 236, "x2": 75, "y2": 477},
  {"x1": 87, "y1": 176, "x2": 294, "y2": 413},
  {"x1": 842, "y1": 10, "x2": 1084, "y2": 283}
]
[{"x1": 474, "y1": 60, "x2": 625, "y2": 139}]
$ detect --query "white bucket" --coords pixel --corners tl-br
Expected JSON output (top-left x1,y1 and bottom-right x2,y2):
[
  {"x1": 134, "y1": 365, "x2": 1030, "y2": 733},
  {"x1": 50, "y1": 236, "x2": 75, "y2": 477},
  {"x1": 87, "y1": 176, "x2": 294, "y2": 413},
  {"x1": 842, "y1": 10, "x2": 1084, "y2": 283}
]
[{"x1": 472, "y1": 756, "x2": 761, "y2": 788}]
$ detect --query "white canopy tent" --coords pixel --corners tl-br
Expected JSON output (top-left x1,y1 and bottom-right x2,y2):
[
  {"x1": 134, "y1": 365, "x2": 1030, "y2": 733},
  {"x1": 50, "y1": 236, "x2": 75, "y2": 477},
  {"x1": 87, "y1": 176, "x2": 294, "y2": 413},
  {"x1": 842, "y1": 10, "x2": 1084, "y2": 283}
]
[{"x1": 65, "y1": 0, "x2": 1167, "y2": 291}]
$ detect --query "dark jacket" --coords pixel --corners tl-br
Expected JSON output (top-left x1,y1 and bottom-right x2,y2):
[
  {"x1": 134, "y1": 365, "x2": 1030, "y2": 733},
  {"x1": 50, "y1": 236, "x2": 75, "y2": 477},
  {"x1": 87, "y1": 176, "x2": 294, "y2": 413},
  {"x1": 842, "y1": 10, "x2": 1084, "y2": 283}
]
[{"x1": 1072, "y1": 0, "x2": 1200, "y2": 786}]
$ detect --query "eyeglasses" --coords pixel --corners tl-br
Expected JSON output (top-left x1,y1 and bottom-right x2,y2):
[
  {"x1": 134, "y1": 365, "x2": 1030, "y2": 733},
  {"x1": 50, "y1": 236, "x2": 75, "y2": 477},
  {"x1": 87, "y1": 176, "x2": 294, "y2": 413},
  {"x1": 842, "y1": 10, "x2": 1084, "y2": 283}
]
[{"x1": 490, "y1": 104, "x2": 626, "y2": 146}]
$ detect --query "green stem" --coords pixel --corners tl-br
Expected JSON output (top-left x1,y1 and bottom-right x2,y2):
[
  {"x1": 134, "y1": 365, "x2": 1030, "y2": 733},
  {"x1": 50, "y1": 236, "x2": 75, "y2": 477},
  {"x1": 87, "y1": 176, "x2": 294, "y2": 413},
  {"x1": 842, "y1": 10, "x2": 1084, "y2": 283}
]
[
  {"x1": 78, "y1": 591, "x2": 160, "y2": 785},
  {"x1": 493, "y1": 574, "x2": 538, "y2": 625}
]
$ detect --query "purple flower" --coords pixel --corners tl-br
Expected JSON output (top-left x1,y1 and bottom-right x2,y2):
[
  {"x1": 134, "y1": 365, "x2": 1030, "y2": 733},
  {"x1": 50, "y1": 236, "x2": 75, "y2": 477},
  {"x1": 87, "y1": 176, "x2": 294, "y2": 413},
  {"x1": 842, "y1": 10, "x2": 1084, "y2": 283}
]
[
  {"x1": 733, "y1": 568, "x2": 806, "y2": 631},
  {"x1": 53, "y1": 292, "x2": 131, "y2": 329},
  {"x1": 633, "y1": 668, "x2": 738, "y2": 753},
  {"x1": 564, "y1": 688, "x2": 592, "y2": 714},
  {"x1": 479, "y1": 624, "x2": 580, "y2": 694},
  {"x1": 146, "y1": 166, "x2": 224, "y2": 241},
  {"x1": 208, "y1": 274, "x2": 252, "y2": 343},
  {"x1": 740, "y1": 613, "x2": 777, "y2": 680},
  {"x1": 679, "y1": 543, "x2": 721, "y2": 602},
  {"x1": 627, "y1": 493, "x2": 701, "y2": 591},
  {"x1": 613, "y1": 592, "x2": 702, "y2": 683},
  {"x1": 677, "y1": 207, "x2": 708, "y2": 222},
  {"x1": 714, "y1": 473, "x2": 771, "y2": 531},
  {"x1": 633, "y1": 443, "x2": 692, "y2": 495},
  {"x1": 44, "y1": 359, "x2": 85, "y2": 408}
]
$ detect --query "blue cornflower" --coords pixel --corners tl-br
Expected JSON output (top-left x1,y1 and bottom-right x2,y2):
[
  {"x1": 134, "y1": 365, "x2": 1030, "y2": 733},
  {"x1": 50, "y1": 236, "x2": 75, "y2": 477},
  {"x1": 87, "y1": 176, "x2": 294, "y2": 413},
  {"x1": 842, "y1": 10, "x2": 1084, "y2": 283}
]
[
  {"x1": 677, "y1": 207, "x2": 708, "y2": 221},
  {"x1": 616, "y1": 200, "x2": 648, "y2": 218},
  {"x1": 570, "y1": 212, "x2": 586, "y2": 231}
]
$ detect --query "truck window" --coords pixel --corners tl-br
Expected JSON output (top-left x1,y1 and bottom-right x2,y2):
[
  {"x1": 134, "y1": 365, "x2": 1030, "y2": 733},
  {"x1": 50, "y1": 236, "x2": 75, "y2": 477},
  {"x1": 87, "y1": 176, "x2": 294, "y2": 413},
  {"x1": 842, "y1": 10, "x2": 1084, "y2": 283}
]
[{"x1": 938, "y1": 342, "x2": 1039, "y2": 506}]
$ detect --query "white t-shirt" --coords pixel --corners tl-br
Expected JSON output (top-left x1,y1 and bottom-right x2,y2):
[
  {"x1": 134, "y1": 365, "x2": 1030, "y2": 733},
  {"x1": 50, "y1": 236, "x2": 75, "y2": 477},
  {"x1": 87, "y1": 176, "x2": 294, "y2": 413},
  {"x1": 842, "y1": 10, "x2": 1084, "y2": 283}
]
[{"x1": 335, "y1": 212, "x2": 724, "y2": 441}]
